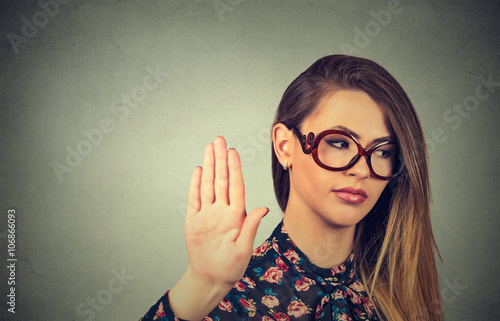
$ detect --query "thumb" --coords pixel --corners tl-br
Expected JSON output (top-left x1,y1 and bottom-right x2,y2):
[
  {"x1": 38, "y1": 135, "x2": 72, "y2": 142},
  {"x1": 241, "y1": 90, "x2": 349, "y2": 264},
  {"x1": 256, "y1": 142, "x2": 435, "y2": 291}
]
[{"x1": 237, "y1": 207, "x2": 269, "y2": 250}]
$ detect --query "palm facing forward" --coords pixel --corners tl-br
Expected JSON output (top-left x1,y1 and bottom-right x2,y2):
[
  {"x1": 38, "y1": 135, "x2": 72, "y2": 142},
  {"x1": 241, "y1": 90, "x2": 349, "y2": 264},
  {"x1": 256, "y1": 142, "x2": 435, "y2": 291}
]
[{"x1": 184, "y1": 136, "x2": 269, "y2": 287}]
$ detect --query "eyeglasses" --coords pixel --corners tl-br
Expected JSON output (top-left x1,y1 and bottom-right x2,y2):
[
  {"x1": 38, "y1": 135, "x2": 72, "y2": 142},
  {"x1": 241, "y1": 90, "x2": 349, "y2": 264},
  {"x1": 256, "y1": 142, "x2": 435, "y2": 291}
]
[{"x1": 291, "y1": 127, "x2": 404, "y2": 180}]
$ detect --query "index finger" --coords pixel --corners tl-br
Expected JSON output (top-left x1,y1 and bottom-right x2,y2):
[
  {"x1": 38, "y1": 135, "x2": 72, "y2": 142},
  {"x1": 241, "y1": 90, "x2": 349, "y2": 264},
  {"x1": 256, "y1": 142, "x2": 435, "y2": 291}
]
[{"x1": 186, "y1": 166, "x2": 202, "y2": 218}]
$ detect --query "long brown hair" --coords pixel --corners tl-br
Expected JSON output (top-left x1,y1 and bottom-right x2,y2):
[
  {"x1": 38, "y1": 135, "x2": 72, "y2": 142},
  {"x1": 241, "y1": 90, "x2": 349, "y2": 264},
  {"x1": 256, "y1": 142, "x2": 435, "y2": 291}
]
[{"x1": 271, "y1": 55, "x2": 442, "y2": 320}]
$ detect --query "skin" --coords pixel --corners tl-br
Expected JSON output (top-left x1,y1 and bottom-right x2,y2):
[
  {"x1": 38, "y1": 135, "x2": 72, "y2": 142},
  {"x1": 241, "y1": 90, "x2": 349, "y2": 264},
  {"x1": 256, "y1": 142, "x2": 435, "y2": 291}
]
[
  {"x1": 274, "y1": 89, "x2": 391, "y2": 268},
  {"x1": 169, "y1": 89, "x2": 392, "y2": 320},
  {"x1": 169, "y1": 138, "x2": 269, "y2": 320}
]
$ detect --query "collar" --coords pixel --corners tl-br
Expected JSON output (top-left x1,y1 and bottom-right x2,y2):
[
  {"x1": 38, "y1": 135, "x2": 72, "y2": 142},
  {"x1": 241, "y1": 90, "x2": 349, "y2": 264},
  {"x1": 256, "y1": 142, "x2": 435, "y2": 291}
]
[{"x1": 272, "y1": 220, "x2": 358, "y2": 287}]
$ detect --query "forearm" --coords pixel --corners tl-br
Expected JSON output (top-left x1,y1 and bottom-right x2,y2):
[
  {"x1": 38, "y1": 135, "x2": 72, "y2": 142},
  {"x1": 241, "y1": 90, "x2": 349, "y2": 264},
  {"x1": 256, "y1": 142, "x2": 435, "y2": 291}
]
[{"x1": 168, "y1": 266, "x2": 234, "y2": 321}]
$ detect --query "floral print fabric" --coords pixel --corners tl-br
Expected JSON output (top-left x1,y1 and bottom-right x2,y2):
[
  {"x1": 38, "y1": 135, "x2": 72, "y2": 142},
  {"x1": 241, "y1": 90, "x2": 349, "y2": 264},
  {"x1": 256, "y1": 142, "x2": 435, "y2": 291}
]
[{"x1": 141, "y1": 221, "x2": 379, "y2": 320}]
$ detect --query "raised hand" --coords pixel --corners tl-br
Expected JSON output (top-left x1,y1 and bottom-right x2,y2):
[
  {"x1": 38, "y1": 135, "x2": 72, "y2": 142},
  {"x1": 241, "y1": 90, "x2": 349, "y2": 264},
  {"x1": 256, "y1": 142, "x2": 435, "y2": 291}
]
[
  {"x1": 184, "y1": 136, "x2": 269, "y2": 285},
  {"x1": 169, "y1": 136, "x2": 268, "y2": 320}
]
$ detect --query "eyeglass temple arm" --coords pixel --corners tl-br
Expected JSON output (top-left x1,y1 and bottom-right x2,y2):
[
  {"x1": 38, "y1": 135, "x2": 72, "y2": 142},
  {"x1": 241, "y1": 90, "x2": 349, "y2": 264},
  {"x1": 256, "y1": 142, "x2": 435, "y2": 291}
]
[{"x1": 291, "y1": 127, "x2": 315, "y2": 154}]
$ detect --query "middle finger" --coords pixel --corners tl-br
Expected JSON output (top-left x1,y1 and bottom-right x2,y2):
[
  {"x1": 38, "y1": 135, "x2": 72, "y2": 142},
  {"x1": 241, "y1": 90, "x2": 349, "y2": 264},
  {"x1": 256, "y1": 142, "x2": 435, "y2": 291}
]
[{"x1": 213, "y1": 136, "x2": 229, "y2": 204}]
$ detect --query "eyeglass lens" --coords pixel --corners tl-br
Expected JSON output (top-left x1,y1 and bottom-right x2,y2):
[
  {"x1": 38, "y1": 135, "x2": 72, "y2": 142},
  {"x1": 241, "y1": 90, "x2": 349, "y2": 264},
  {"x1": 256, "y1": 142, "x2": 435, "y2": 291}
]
[{"x1": 317, "y1": 133, "x2": 398, "y2": 178}]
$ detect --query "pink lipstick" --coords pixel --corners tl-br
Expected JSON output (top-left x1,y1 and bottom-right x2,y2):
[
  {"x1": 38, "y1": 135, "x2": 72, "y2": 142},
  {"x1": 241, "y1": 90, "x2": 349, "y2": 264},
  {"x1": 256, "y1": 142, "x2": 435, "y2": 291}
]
[{"x1": 333, "y1": 187, "x2": 367, "y2": 204}]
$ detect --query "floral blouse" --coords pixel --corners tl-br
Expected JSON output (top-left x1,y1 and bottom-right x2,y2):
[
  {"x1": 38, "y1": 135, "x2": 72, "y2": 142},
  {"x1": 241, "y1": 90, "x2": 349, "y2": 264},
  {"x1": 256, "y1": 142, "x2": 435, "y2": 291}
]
[{"x1": 141, "y1": 221, "x2": 380, "y2": 321}]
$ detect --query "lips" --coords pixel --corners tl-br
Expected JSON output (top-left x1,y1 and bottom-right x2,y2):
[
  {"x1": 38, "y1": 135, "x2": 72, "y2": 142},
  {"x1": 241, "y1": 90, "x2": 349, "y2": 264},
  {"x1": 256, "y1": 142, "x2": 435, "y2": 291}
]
[{"x1": 333, "y1": 187, "x2": 368, "y2": 204}]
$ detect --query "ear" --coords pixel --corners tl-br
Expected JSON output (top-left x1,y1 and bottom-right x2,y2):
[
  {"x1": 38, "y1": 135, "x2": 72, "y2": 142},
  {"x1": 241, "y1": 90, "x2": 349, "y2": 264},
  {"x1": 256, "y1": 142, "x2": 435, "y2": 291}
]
[{"x1": 272, "y1": 123, "x2": 295, "y2": 168}]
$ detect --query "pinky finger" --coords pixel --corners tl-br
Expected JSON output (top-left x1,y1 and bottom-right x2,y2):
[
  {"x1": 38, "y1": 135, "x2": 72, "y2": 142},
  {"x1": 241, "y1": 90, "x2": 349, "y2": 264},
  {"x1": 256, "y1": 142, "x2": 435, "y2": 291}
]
[{"x1": 186, "y1": 166, "x2": 202, "y2": 218}]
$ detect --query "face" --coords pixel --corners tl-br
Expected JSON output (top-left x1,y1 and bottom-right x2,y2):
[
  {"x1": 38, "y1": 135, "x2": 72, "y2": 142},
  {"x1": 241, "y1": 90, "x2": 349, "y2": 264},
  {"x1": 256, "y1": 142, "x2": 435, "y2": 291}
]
[{"x1": 287, "y1": 89, "x2": 392, "y2": 228}]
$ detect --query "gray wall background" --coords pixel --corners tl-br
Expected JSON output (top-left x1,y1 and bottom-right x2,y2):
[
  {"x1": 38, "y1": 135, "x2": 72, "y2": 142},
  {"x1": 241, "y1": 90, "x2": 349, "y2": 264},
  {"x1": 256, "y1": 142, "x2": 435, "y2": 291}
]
[{"x1": 0, "y1": 0, "x2": 499, "y2": 320}]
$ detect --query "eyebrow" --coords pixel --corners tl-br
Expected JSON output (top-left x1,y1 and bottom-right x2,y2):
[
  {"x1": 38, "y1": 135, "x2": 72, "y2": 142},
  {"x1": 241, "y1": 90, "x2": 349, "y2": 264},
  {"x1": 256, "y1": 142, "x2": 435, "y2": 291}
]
[{"x1": 327, "y1": 125, "x2": 394, "y2": 145}]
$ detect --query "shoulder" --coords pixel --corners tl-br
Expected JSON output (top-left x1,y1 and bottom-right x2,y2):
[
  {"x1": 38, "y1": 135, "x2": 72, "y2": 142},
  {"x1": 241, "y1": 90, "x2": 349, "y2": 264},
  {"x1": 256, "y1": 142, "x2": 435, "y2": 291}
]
[{"x1": 248, "y1": 235, "x2": 279, "y2": 269}]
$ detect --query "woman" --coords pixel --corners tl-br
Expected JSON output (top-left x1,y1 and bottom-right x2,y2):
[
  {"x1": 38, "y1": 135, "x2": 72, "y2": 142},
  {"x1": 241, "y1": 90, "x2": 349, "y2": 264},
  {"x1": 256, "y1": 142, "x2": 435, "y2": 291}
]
[{"x1": 141, "y1": 55, "x2": 443, "y2": 320}]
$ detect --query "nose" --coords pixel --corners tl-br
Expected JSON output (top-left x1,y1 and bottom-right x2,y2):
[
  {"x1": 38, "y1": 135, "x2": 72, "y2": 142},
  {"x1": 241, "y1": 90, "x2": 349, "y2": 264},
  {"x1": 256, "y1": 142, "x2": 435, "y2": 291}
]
[{"x1": 345, "y1": 155, "x2": 371, "y2": 179}]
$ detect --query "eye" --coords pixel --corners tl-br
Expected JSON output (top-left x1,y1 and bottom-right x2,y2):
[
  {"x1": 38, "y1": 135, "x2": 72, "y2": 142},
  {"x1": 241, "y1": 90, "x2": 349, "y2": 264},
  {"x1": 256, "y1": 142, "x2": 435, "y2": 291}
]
[
  {"x1": 326, "y1": 139, "x2": 350, "y2": 149},
  {"x1": 374, "y1": 148, "x2": 392, "y2": 158}
]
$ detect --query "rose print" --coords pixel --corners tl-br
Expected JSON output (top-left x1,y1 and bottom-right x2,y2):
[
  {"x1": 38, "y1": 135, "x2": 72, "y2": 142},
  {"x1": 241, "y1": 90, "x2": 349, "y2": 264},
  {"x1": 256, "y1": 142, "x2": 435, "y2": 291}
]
[
  {"x1": 331, "y1": 264, "x2": 346, "y2": 275},
  {"x1": 253, "y1": 241, "x2": 271, "y2": 256},
  {"x1": 273, "y1": 312, "x2": 290, "y2": 321},
  {"x1": 262, "y1": 266, "x2": 283, "y2": 284},
  {"x1": 315, "y1": 303, "x2": 323, "y2": 319},
  {"x1": 219, "y1": 297, "x2": 233, "y2": 312},
  {"x1": 362, "y1": 297, "x2": 376, "y2": 317},
  {"x1": 261, "y1": 295, "x2": 279, "y2": 308},
  {"x1": 349, "y1": 280, "x2": 365, "y2": 292},
  {"x1": 239, "y1": 297, "x2": 257, "y2": 317},
  {"x1": 346, "y1": 288, "x2": 362, "y2": 304},
  {"x1": 320, "y1": 295, "x2": 329, "y2": 306},
  {"x1": 234, "y1": 281, "x2": 246, "y2": 292},
  {"x1": 284, "y1": 249, "x2": 300, "y2": 265},
  {"x1": 333, "y1": 289, "x2": 344, "y2": 300},
  {"x1": 275, "y1": 256, "x2": 289, "y2": 272},
  {"x1": 287, "y1": 299, "x2": 311, "y2": 318},
  {"x1": 239, "y1": 297, "x2": 257, "y2": 311},
  {"x1": 294, "y1": 276, "x2": 316, "y2": 291},
  {"x1": 156, "y1": 302, "x2": 166, "y2": 317},
  {"x1": 242, "y1": 276, "x2": 256, "y2": 288},
  {"x1": 338, "y1": 312, "x2": 352, "y2": 321},
  {"x1": 272, "y1": 241, "x2": 280, "y2": 254}
]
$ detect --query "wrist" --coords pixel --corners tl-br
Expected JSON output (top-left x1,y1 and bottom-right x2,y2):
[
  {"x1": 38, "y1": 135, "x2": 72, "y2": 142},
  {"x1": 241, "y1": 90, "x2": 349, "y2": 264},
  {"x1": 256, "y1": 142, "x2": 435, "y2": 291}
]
[
  {"x1": 185, "y1": 265, "x2": 235, "y2": 293},
  {"x1": 169, "y1": 266, "x2": 234, "y2": 321}
]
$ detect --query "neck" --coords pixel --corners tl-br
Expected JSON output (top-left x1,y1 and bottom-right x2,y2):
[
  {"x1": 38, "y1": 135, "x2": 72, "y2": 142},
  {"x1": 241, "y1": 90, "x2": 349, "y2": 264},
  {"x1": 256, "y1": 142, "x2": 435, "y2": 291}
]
[{"x1": 283, "y1": 202, "x2": 356, "y2": 269}]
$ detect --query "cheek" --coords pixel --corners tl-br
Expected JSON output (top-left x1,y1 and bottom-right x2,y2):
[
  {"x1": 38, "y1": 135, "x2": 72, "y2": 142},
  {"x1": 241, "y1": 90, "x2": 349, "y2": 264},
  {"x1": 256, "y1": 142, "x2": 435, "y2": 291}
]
[
  {"x1": 293, "y1": 154, "x2": 335, "y2": 194},
  {"x1": 367, "y1": 181, "x2": 389, "y2": 203},
  {"x1": 291, "y1": 155, "x2": 316, "y2": 196}
]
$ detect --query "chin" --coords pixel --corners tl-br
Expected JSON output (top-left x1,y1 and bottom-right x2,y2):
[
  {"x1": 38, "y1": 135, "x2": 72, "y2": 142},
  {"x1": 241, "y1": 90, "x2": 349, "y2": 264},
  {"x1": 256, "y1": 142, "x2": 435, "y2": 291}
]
[
  {"x1": 320, "y1": 213, "x2": 366, "y2": 229},
  {"x1": 319, "y1": 205, "x2": 371, "y2": 228}
]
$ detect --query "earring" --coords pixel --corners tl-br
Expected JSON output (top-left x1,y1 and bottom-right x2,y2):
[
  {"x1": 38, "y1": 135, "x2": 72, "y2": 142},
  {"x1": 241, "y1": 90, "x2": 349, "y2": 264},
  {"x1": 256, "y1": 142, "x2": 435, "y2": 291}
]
[{"x1": 283, "y1": 161, "x2": 288, "y2": 170}]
